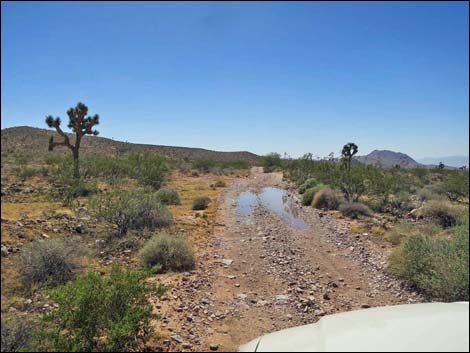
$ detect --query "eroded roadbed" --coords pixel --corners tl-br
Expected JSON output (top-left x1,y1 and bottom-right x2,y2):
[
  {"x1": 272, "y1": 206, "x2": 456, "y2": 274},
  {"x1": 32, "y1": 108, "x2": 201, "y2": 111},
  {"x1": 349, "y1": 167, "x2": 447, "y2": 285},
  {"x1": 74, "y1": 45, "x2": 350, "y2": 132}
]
[{"x1": 152, "y1": 170, "x2": 423, "y2": 352}]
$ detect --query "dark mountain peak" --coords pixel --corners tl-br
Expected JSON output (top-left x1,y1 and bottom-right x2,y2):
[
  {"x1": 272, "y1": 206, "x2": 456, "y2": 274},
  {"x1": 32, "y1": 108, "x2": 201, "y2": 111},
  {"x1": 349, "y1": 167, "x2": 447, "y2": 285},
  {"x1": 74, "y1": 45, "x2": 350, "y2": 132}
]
[{"x1": 356, "y1": 149, "x2": 419, "y2": 168}]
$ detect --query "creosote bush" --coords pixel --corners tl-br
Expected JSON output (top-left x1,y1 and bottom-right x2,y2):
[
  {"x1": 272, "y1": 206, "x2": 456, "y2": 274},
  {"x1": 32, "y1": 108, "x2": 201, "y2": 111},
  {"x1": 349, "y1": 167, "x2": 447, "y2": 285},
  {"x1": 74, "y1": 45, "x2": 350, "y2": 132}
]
[
  {"x1": 139, "y1": 232, "x2": 195, "y2": 272},
  {"x1": 384, "y1": 221, "x2": 442, "y2": 245},
  {"x1": 339, "y1": 202, "x2": 371, "y2": 219},
  {"x1": 155, "y1": 188, "x2": 181, "y2": 205},
  {"x1": 299, "y1": 178, "x2": 319, "y2": 194},
  {"x1": 1, "y1": 317, "x2": 31, "y2": 352},
  {"x1": 91, "y1": 189, "x2": 173, "y2": 236},
  {"x1": 312, "y1": 188, "x2": 343, "y2": 210},
  {"x1": 301, "y1": 184, "x2": 325, "y2": 206},
  {"x1": 192, "y1": 196, "x2": 211, "y2": 210},
  {"x1": 418, "y1": 200, "x2": 462, "y2": 229},
  {"x1": 47, "y1": 153, "x2": 170, "y2": 189},
  {"x1": 388, "y1": 228, "x2": 469, "y2": 301},
  {"x1": 30, "y1": 266, "x2": 166, "y2": 352},
  {"x1": 417, "y1": 186, "x2": 445, "y2": 202},
  {"x1": 19, "y1": 238, "x2": 84, "y2": 289}
]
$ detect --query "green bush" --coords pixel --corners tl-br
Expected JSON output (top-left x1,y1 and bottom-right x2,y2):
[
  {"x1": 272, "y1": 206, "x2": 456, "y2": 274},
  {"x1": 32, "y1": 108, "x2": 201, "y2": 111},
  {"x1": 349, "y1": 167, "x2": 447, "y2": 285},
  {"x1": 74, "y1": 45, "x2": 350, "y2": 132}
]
[
  {"x1": 1, "y1": 317, "x2": 31, "y2": 352},
  {"x1": 417, "y1": 186, "x2": 444, "y2": 202},
  {"x1": 438, "y1": 170, "x2": 469, "y2": 201},
  {"x1": 339, "y1": 202, "x2": 371, "y2": 219},
  {"x1": 263, "y1": 152, "x2": 282, "y2": 173},
  {"x1": 30, "y1": 266, "x2": 166, "y2": 352},
  {"x1": 13, "y1": 165, "x2": 40, "y2": 180},
  {"x1": 126, "y1": 153, "x2": 169, "y2": 189},
  {"x1": 301, "y1": 184, "x2": 325, "y2": 206},
  {"x1": 213, "y1": 180, "x2": 226, "y2": 187},
  {"x1": 155, "y1": 188, "x2": 181, "y2": 205},
  {"x1": 386, "y1": 191, "x2": 415, "y2": 215},
  {"x1": 418, "y1": 200, "x2": 463, "y2": 229},
  {"x1": 384, "y1": 221, "x2": 442, "y2": 245},
  {"x1": 19, "y1": 238, "x2": 84, "y2": 289},
  {"x1": 46, "y1": 153, "x2": 170, "y2": 189},
  {"x1": 298, "y1": 178, "x2": 319, "y2": 194},
  {"x1": 388, "y1": 229, "x2": 469, "y2": 301},
  {"x1": 192, "y1": 158, "x2": 217, "y2": 173},
  {"x1": 139, "y1": 233, "x2": 195, "y2": 272},
  {"x1": 192, "y1": 196, "x2": 211, "y2": 210},
  {"x1": 91, "y1": 189, "x2": 173, "y2": 235},
  {"x1": 312, "y1": 188, "x2": 343, "y2": 210},
  {"x1": 49, "y1": 158, "x2": 98, "y2": 203}
]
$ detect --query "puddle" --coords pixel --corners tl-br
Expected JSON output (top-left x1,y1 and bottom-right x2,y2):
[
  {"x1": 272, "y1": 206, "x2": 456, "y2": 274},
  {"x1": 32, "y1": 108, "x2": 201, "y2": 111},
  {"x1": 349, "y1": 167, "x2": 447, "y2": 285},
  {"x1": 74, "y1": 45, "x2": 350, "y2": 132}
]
[{"x1": 236, "y1": 187, "x2": 308, "y2": 230}]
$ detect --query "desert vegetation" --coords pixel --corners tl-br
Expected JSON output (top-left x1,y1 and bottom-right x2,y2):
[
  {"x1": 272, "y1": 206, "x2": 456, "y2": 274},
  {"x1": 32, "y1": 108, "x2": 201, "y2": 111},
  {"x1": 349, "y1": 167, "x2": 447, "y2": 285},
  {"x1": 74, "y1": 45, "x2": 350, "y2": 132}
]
[
  {"x1": 1, "y1": 127, "x2": 469, "y2": 351},
  {"x1": 284, "y1": 143, "x2": 469, "y2": 301},
  {"x1": 1, "y1": 107, "x2": 251, "y2": 351}
]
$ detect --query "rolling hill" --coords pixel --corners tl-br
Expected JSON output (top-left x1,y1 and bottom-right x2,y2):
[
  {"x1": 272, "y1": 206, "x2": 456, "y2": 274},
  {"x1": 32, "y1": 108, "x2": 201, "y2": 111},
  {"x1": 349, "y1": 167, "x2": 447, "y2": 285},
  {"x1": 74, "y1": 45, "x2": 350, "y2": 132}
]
[{"x1": 1, "y1": 126, "x2": 263, "y2": 165}]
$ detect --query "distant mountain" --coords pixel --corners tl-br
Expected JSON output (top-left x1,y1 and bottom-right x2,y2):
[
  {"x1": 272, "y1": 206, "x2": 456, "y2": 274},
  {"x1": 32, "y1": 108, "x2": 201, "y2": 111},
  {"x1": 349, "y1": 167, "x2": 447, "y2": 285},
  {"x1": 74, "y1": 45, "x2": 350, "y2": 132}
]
[
  {"x1": 416, "y1": 156, "x2": 469, "y2": 168},
  {"x1": 1, "y1": 126, "x2": 263, "y2": 165},
  {"x1": 356, "y1": 150, "x2": 419, "y2": 168}
]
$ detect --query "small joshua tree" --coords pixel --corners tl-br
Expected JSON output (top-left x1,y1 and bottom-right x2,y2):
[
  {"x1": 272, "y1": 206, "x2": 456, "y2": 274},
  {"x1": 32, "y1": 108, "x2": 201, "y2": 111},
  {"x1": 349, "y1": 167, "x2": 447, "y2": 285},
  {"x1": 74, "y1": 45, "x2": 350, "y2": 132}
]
[
  {"x1": 46, "y1": 103, "x2": 99, "y2": 179},
  {"x1": 341, "y1": 142, "x2": 358, "y2": 171}
]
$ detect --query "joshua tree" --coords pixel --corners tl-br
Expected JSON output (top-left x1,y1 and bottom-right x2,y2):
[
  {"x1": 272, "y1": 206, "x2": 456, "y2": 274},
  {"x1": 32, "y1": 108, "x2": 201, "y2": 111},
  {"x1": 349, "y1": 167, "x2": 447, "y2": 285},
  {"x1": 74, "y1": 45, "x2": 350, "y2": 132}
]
[
  {"x1": 341, "y1": 142, "x2": 358, "y2": 171},
  {"x1": 438, "y1": 162, "x2": 445, "y2": 169},
  {"x1": 46, "y1": 103, "x2": 99, "y2": 179}
]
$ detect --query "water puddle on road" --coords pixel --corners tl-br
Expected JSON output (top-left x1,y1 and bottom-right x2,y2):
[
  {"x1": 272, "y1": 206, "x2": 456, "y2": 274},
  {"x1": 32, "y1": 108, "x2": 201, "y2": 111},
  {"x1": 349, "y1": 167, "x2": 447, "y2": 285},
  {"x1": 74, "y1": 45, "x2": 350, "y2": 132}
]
[{"x1": 236, "y1": 187, "x2": 308, "y2": 230}]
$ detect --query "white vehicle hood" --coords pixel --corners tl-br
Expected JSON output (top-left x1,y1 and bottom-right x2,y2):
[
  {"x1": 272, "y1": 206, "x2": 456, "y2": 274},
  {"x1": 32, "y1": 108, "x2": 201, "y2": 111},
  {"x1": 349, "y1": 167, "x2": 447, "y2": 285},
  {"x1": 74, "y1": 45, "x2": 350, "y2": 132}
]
[{"x1": 240, "y1": 302, "x2": 469, "y2": 352}]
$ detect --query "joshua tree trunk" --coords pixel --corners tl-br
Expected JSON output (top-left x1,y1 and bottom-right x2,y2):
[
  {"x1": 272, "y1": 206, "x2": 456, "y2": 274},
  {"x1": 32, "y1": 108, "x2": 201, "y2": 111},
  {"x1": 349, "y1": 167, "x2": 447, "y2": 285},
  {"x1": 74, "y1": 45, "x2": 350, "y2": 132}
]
[{"x1": 73, "y1": 148, "x2": 80, "y2": 179}]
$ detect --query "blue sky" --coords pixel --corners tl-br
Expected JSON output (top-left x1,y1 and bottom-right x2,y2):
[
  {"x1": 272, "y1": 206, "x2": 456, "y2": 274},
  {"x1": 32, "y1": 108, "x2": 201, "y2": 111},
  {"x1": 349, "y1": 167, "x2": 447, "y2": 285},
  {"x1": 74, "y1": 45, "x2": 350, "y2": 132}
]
[{"x1": 2, "y1": 1, "x2": 468, "y2": 158}]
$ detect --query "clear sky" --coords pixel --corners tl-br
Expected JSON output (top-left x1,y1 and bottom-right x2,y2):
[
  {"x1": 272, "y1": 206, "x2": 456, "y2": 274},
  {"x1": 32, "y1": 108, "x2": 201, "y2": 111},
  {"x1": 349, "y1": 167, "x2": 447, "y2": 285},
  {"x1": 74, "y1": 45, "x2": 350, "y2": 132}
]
[{"x1": 1, "y1": 1, "x2": 469, "y2": 158}]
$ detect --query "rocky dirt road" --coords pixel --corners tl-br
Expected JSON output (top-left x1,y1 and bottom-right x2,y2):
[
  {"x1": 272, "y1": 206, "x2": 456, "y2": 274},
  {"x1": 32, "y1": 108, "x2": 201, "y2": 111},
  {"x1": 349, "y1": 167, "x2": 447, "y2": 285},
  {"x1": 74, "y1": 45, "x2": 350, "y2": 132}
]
[{"x1": 152, "y1": 169, "x2": 423, "y2": 352}]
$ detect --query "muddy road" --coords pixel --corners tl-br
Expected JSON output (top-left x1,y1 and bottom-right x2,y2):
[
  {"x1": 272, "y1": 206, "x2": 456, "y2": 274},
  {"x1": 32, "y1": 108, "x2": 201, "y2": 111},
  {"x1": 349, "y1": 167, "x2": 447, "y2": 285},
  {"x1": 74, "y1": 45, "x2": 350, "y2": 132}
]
[{"x1": 153, "y1": 169, "x2": 422, "y2": 352}]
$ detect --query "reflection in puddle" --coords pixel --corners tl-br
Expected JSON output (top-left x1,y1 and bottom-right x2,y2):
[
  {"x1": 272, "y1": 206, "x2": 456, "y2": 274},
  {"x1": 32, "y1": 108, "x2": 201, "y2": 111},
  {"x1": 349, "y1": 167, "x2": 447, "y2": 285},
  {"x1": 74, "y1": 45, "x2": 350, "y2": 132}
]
[
  {"x1": 237, "y1": 191, "x2": 258, "y2": 217},
  {"x1": 236, "y1": 187, "x2": 308, "y2": 230}
]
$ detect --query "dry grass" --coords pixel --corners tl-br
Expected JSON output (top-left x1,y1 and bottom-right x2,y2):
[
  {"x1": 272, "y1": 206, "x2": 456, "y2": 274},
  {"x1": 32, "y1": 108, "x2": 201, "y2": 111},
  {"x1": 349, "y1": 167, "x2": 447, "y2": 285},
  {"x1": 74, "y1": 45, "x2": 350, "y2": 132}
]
[{"x1": 1, "y1": 201, "x2": 68, "y2": 221}]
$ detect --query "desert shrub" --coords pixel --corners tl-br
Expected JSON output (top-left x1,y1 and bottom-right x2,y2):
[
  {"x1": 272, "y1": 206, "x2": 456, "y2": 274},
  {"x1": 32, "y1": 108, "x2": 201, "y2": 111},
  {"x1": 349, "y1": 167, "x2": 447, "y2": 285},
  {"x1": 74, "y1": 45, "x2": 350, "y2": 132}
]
[
  {"x1": 418, "y1": 200, "x2": 463, "y2": 229},
  {"x1": 298, "y1": 178, "x2": 319, "y2": 194},
  {"x1": 263, "y1": 152, "x2": 282, "y2": 173},
  {"x1": 192, "y1": 158, "x2": 217, "y2": 173},
  {"x1": 438, "y1": 170, "x2": 469, "y2": 201},
  {"x1": 30, "y1": 266, "x2": 166, "y2": 352},
  {"x1": 13, "y1": 165, "x2": 40, "y2": 180},
  {"x1": 192, "y1": 196, "x2": 211, "y2": 210},
  {"x1": 19, "y1": 238, "x2": 84, "y2": 289},
  {"x1": 384, "y1": 221, "x2": 442, "y2": 245},
  {"x1": 126, "y1": 153, "x2": 169, "y2": 189},
  {"x1": 155, "y1": 188, "x2": 181, "y2": 205},
  {"x1": 139, "y1": 233, "x2": 195, "y2": 272},
  {"x1": 49, "y1": 158, "x2": 98, "y2": 202},
  {"x1": 224, "y1": 160, "x2": 250, "y2": 170},
  {"x1": 1, "y1": 317, "x2": 31, "y2": 352},
  {"x1": 312, "y1": 188, "x2": 343, "y2": 210},
  {"x1": 213, "y1": 180, "x2": 226, "y2": 187},
  {"x1": 388, "y1": 229, "x2": 469, "y2": 301},
  {"x1": 417, "y1": 186, "x2": 445, "y2": 202},
  {"x1": 91, "y1": 189, "x2": 173, "y2": 235},
  {"x1": 301, "y1": 184, "x2": 325, "y2": 206},
  {"x1": 386, "y1": 191, "x2": 415, "y2": 215},
  {"x1": 339, "y1": 202, "x2": 371, "y2": 219},
  {"x1": 64, "y1": 178, "x2": 98, "y2": 199}
]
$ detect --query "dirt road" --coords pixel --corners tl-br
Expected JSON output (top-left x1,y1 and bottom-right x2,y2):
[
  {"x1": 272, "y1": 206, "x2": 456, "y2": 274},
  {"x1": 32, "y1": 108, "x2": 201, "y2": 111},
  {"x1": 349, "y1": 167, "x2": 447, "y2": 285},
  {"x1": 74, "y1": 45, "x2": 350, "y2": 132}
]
[{"x1": 152, "y1": 169, "x2": 423, "y2": 352}]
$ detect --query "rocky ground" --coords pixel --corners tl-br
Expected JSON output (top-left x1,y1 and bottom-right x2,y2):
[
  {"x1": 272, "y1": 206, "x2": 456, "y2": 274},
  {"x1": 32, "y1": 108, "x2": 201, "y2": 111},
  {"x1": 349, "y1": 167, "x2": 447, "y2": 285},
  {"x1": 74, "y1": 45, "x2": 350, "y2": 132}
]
[{"x1": 149, "y1": 169, "x2": 425, "y2": 352}]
